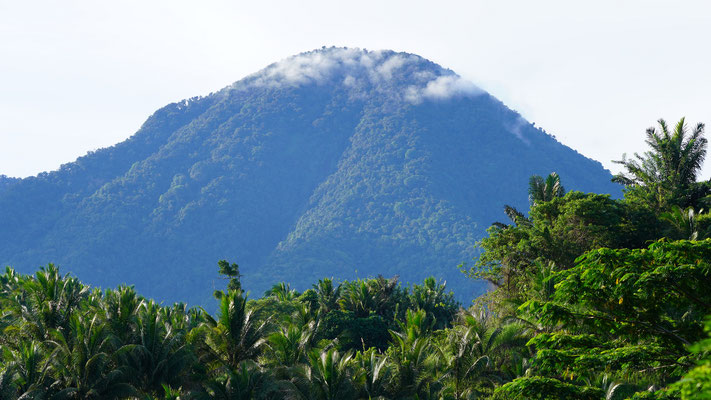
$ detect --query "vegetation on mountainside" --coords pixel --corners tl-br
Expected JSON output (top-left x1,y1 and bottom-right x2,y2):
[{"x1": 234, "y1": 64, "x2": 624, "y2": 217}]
[
  {"x1": 1, "y1": 117, "x2": 709, "y2": 399},
  {"x1": 0, "y1": 50, "x2": 619, "y2": 307}
]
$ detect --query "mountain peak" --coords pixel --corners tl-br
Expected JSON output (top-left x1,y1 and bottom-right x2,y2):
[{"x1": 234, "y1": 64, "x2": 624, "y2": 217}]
[
  {"x1": 234, "y1": 47, "x2": 483, "y2": 104},
  {"x1": 0, "y1": 48, "x2": 620, "y2": 306}
]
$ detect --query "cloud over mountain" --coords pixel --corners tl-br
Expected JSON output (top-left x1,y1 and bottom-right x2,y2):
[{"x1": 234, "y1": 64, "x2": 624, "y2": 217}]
[{"x1": 240, "y1": 47, "x2": 481, "y2": 104}]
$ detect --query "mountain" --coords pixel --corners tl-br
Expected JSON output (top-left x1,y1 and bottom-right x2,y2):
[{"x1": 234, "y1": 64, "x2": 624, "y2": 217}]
[{"x1": 0, "y1": 48, "x2": 620, "y2": 306}]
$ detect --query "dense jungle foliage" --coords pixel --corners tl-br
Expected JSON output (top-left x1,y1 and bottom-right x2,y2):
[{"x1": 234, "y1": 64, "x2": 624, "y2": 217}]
[{"x1": 1, "y1": 118, "x2": 710, "y2": 399}]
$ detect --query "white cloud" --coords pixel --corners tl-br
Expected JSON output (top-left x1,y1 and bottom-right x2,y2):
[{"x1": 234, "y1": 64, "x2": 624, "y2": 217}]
[
  {"x1": 505, "y1": 115, "x2": 532, "y2": 144},
  {"x1": 375, "y1": 54, "x2": 410, "y2": 80},
  {"x1": 405, "y1": 75, "x2": 483, "y2": 104},
  {"x1": 239, "y1": 47, "x2": 483, "y2": 104}
]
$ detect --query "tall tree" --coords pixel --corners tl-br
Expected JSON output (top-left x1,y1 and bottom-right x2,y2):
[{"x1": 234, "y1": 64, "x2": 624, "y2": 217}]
[{"x1": 613, "y1": 118, "x2": 709, "y2": 211}]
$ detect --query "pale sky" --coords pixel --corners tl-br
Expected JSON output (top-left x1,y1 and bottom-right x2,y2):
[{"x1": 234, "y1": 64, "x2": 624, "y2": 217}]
[{"x1": 1, "y1": 0, "x2": 710, "y2": 180}]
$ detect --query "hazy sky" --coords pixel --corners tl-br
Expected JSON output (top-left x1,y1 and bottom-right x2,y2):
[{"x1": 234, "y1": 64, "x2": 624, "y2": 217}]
[{"x1": 1, "y1": 0, "x2": 710, "y2": 179}]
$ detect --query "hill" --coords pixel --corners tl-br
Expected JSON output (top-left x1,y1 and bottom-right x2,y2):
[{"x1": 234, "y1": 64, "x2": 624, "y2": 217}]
[{"x1": 0, "y1": 48, "x2": 620, "y2": 305}]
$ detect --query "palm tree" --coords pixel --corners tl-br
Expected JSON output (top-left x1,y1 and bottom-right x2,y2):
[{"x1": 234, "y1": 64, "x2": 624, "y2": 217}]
[
  {"x1": 265, "y1": 282, "x2": 298, "y2": 302},
  {"x1": 492, "y1": 205, "x2": 532, "y2": 230},
  {"x1": 3, "y1": 340, "x2": 53, "y2": 398},
  {"x1": 192, "y1": 290, "x2": 270, "y2": 373},
  {"x1": 353, "y1": 348, "x2": 390, "y2": 400},
  {"x1": 455, "y1": 309, "x2": 530, "y2": 383},
  {"x1": 197, "y1": 360, "x2": 280, "y2": 400},
  {"x1": 659, "y1": 205, "x2": 710, "y2": 240},
  {"x1": 438, "y1": 326, "x2": 492, "y2": 400},
  {"x1": 99, "y1": 285, "x2": 143, "y2": 344},
  {"x1": 19, "y1": 264, "x2": 90, "y2": 341},
  {"x1": 0, "y1": 366, "x2": 18, "y2": 400},
  {"x1": 528, "y1": 173, "x2": 565, "y2": 205},
  {"x1": 410, "y1": 277, "x2": 459, "y2": 330},
  {"x1": 613, "y1": 118, "x2": 708, "y2": 211},
  {"x1": 387, "y1": 309, "x2": 439, "y2": 398},
  {"x1": 115, "y1": 301, "x2": 195, "y2": 396},
  {"x1": 313, "y1": 279, "x2": 341, "y2": 315},
  {"x1": 265, "y1": 321, "x2": 317, "y2": 367},
  {"x1": 339, "y1": 281, "x2": 376, "y2": 319},
  {"x1": 49, "y1": 313, "x2": 135, "y2": 399},
  {"x1": 290, "y1": 348, "x2": 357, "y2": 400}
]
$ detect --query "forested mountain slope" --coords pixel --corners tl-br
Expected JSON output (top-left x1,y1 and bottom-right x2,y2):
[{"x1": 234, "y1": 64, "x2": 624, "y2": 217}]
[{"x1": 0, "y1": 48, "x2": 620, "y2": 305}]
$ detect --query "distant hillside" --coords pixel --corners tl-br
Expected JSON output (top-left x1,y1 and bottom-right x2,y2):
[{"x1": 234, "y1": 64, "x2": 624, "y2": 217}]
[{"x1": 0, "y1": 48, "x2": 620, "y2": 306}]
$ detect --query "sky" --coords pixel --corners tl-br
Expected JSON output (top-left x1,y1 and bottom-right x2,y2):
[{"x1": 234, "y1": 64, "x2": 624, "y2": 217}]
[{"x1": 1, "y1": 1, "x2": 710, "y2": 179}]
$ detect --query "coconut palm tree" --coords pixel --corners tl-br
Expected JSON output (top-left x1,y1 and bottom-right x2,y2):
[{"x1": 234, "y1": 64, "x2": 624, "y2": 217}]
[
  {"x1": 410, "y1": 277, "x2": 459, "y2": 330},
  {"x1": 0, "y1": 366, "x2": 18, "y2": 400},
  {"x1": 438, "y1": 326, "x2": 492, "y2": 400},
  {"x1": 265, "y1": 282, "x2": 298, "y2": 302},
  {"x1": 386, "y1": 309, "x2": 439, "y2": 398},
  {"x1": 353, "y1": 348, "x2": 390, "y2": 400},
  {"x1": 613, "y1": 118, "x2": 708, "y2": 211},
  {"x1": 192, "y1": 290, "x2": 270, "y2": 373},
  {"x1": 455, "y1": 309, "x2": 530, "y2": 382},
  {"x1": 49, "y1": 313, "x2": 135, "y2": 399},
  {"x1": 99, "y1": 285, "x2": 143, "y2": 344},
  {"x1": 290, "y1": 348, "x2": 357, "y2": 400},
  {"x1": 196, "y1": 360, "x2": 280, "y2": 400},
  {"x1": 115, "y1": 301, "x2": 195, "y2": 396},
  {"x1": 2, "y1": 340, "x2": 53, "y2": 398},
  {"x1": 659, "y1": 205, "x2": 710, "y2": 240},
  {"x1": 265, "y1": 321, "x2": 317, "y2": 367},
  {"x1": 528, "y1": 173, "x2": 565, "y2": 206},
  {"x1": 313, "y1": 279, "x2": 341, "y2": 315},
  {"x1": 20, "y1": 264, "x2": 89, "y2": 341},
  {"x1": 338, "y1": 281, "x2": 377, "y2": 319}
]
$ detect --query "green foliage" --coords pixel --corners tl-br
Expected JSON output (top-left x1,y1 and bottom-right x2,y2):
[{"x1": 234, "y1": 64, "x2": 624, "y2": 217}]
[
  {"x1": 670, "y1": 317, "x2": 711, "y2": 399},
  {"x1": 217, "y1": 260, "x2": 242, "y2": 294},
  {"x1": 5, "y1": 264, "x2": 526, "y2": 399},
  {"x1": 528, "y1": 172, "x2": 565, "y2": 206},
  {"x1": 613, "y1": 118, "x2": 709, "y2": 212},
  {"x1": 492, "y1": 376, "x2": 604, "y2": 400},
  {"x1": 660, "y1": 205, "x2": 711, "y2": 240},
  {"x1": 469, "y1": 191, "x2": 658, "y2": 301}
]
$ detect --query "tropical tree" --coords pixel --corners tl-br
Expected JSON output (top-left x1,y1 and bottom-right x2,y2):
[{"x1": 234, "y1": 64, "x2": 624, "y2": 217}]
[
  {"x1": 510, "y1": 240, "x2": 711, "y2": 397},
  {"x1": 2, "y1": 340, "x2": 53, "y2": 398},
  {"x1": 670, "y1": 315, "x2": 711, "y2": 399},
  {"x1": 197, "y1": 360, "x2": 280, "y2": 400},
  {"x1": 115, "y1": 301, "x2": 195, "y2": 396},
  {"x1": 613, "y1": 118, "x2": 709, "y2": 211},
  {"x1": 353, "y1": 348, "x2": 390, "y2": 400},
  {"x1": 410, "y1": 277, "x2": 459, "y2": 330},
  {"x1": 0, "y1": 366, "x2": 18, "y2": 399},
  {"x1": 339, "y1": 280, "x2": 377, "y2": 319},
  {"x1": 314, "y1": 278, "x2": 341, "y2": 315},
  {"x1": 660, "y1": 205, "x2": 711, "y2": 240},
  {"x1": 386, "y1": 309, "x2": 439, "y2": 398},
  {"x1": 192, "y1": 289, "x2": 270, "y2": 373},
  {"x1": 20, "y1": 264, "x2": 89, "y2": 340},
  {"x1": 265, "y1": 321, "x2": 317, "y2": 367},
  {"x1": 49, "y1": 313, "x2": 135, "y2": 399},
  {"x1": 528, "y1": 172, "x2": 565, "y2": 205},
  {"x1": 265, "y1": 282, "x2": 298, "y2": 302},
  {"x1": 99, "y1": 285, "x2": 143, "y2": 344},
  {"x1": 290, "y1": 348, "x2": 358, "y2": 400},
  {"x1": 215, "y1": 260, "x2": 242, "y2": 299},
  {"x1": 440, "y1": 307, "x2": 530, "y2": 397}
]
